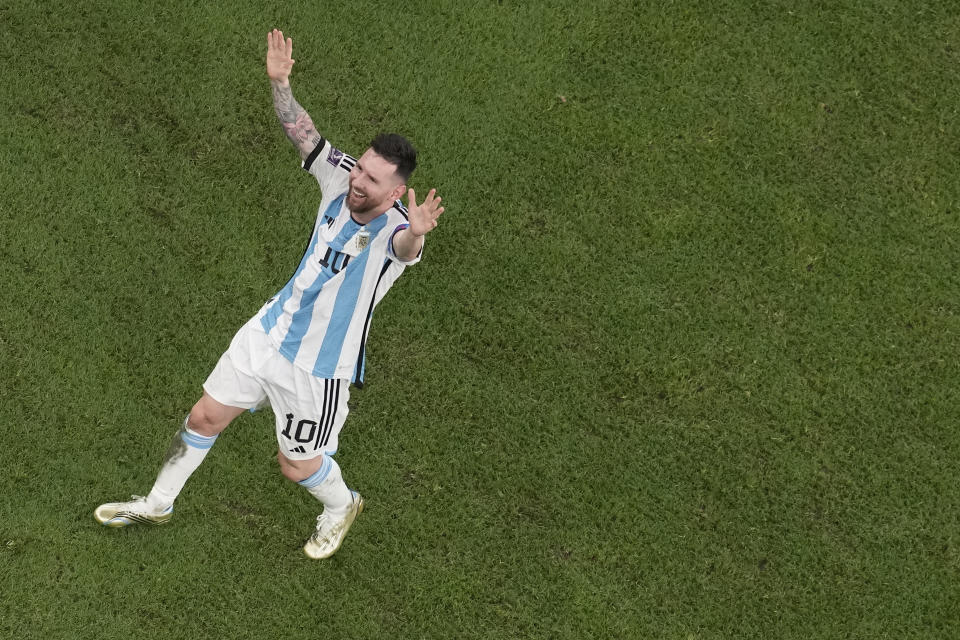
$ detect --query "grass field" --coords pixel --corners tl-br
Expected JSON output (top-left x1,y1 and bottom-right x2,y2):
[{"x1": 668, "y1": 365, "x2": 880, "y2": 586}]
[{"x1": 1, "y1": 0, "x2": 958, "y2": 638}]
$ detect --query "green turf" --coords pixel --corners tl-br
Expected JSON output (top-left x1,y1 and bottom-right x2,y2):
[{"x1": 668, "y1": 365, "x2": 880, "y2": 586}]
[{"x1": 1, "y1": 0, "x2": 958, "y2": 638}]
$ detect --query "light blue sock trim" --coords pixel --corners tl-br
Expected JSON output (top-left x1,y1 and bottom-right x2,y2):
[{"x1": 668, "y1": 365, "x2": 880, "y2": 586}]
[
  {"x1": 181, "y1": 425, "x2": 218, "y2": 450},
  {"x1": 297, "y1": 456, "x2": 333, "y2": 489}
]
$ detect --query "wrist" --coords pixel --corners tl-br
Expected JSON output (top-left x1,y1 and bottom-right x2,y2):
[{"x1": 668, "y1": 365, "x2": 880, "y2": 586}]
[
  {"x1": 269, "y1": 77, "x2": 290, "y2": 88},
  {"x1": 393, "y1": 225, "x2": 424, "y2": 252}
]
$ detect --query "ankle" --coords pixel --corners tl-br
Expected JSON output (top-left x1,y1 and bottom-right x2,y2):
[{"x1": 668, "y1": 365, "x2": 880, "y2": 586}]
[{"x1": 145, "y1": 491, "x2": 174, "y2": 512}]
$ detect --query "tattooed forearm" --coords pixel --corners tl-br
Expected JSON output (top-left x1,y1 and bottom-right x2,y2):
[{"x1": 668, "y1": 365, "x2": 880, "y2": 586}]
[{"x1": 271, "y1": 82, "x2": 322, "y2": 154}]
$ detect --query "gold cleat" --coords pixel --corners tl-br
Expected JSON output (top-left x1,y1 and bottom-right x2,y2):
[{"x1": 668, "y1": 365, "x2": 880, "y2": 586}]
[
  {"x1": 303, "y1": 492, "x2": 364, "y2": 559},
  {"x1": 94, "y1": 496, "x2": 173, "y2": 527}
]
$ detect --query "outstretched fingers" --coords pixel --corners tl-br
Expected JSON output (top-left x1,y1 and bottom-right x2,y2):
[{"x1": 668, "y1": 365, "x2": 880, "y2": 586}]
[
  {"x1": 408, "y1": 187, "x2": 445, "y2": 230},
  {"x1": 425, "y1": 189, "x2": 443, "y2": 217},
  {"x1": 267, "y1": 29, "x2": 293, "y2": 56}
]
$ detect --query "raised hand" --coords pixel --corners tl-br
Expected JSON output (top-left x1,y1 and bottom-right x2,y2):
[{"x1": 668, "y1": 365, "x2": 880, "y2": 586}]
[
  {"x1": 266, "y1": 29, "x2": 295, "y2": 84},
  {"x1": 406, "y1": 188, "x2": 445, "y2": 237}
]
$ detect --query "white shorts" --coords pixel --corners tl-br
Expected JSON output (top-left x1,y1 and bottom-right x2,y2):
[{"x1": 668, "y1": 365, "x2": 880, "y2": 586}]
[{"x1": 202, "y1": 317, "x2": 350, "y2": 461}]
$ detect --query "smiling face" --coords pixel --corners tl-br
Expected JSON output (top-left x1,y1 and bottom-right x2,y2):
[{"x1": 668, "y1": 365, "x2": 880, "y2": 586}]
[{"x1": 346, "y1": 149, "x2": 406, "y2": 218}]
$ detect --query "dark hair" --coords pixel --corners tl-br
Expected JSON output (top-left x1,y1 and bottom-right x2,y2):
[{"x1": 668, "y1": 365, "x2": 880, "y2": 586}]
[{"x1": 370, "y1": 133, "x2": 417, "y2": 182}]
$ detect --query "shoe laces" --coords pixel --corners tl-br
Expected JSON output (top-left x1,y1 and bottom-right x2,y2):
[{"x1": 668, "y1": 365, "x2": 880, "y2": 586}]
[
  {"x1": 313, "y1": 513, "x2": 344, "y2": 539},
  {"x1": 126, "y1": 495, "x2": 159, "y2": 514},
  {"x1": 314, "y1": 513, "x2": 331, "y2": 534}
]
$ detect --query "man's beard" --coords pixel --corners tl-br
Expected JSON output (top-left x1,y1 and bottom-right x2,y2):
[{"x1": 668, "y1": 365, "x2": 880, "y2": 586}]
[
  {"x1": 346, "y1": 183, "x2": 376, "y2": 215},
  {"x1": 347, "y1": 197, "x2": 376, "y2": 215}
]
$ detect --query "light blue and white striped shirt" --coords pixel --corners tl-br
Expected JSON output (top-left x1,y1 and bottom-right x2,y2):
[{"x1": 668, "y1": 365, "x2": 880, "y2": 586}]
[{"x1": 255, "y1": 139, "x2": 420, "y2": 387}]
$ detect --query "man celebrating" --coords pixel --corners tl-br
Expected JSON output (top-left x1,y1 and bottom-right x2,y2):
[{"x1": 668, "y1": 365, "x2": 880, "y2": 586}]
[{"x1": 95, "y1": 29, "x2": 444, "y2": 559}]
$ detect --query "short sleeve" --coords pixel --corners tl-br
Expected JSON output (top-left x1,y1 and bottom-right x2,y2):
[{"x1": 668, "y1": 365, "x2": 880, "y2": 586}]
[
  {"x1": 302, "y1": 139, "x2": 356, "y2": 195},
  {"x1": 387, "y1": 223, "x2": 423, "y2": 266}
]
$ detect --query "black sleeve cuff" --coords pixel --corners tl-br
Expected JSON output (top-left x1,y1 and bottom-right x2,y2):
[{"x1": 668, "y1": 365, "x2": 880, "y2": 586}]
[{"x1": 302, "y1": 138, "x2": 327, "y2": 172}]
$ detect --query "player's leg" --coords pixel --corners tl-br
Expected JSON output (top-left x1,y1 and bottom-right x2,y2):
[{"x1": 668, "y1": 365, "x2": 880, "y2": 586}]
[
  {"x1": 265, "y1": 371, "x2": 361, "y2": 559},
  {"x1": 94, "y1": 394, "x2": 248, "y2": 527},
  {"x1": 284, "y1": 450, "x2": 363, "y2": 560},
  {"x1": 95, "y1": 323, "x2": 266, "y2": 527},
  {"x1": 143, "y1": 393, "x2": 248, "y2": 508},
  {"x1": 278, "y1": 451, "x2": 358, "y2": 523},
  {"x1": 188, "y1": 392, "x2": 250, "y2": 436}
]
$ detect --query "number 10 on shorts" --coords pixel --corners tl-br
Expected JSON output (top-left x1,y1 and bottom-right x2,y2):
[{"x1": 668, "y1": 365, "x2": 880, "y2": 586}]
[{"x1": 281, "y1": 413, "x2": 332, "y2": 451}]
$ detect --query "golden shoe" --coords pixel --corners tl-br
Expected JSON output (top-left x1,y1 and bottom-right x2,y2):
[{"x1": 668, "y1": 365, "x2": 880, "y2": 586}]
[
  {"x1": 94, "y1": 496, "x2": 173, "y2": 527},
  {"x1": 303, "y1": 492, "x2": 363, "y2": 559}
]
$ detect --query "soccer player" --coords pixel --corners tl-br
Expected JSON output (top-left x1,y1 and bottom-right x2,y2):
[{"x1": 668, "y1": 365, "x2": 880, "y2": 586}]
[{"x1": 94, "y1": 29, "x2": 444, "y2": 559}]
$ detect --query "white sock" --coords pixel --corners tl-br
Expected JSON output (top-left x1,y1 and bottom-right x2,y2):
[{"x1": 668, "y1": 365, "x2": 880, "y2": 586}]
[
  {"x1": 297, "y1": 455, "x2": 352, "y2": 518},
  {"x1": 145, "y1": 417, "x2": 218, "y2": 511}
]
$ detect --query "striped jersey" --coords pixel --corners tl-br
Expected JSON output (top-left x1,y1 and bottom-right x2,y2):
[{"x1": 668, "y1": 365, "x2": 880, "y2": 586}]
[{"x1": 255, "y1": 139, "x2": 421, "y2": 387}]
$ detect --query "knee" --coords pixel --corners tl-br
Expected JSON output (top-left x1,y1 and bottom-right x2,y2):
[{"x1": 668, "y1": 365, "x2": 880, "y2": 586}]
[
  {"x1": 187, "y1": 402, "x2": 225, "y2": 436},
  {"x1": 277, "y1": 452, "x2": 301, "y2": 482},
  {"x1": 277, "y1": 451, "x2": 324, "y2": 484}
]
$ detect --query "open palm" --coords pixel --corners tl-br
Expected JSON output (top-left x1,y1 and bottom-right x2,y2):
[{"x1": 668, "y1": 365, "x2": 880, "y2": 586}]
[
  {"x1": 406, "y1": 188, "x2": 445, "y2": 237},
  {"x1": 266, "y1": 29, "x2": 294, "y2": 83}
]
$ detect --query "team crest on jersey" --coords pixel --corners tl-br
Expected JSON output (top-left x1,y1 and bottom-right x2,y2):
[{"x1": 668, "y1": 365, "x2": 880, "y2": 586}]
[
  {"x1": 356, "y1": 227, "x2": 370, "y2": 251},
  {"x1": 326, "y1": 147, "x2": 344, "y2": 167}
]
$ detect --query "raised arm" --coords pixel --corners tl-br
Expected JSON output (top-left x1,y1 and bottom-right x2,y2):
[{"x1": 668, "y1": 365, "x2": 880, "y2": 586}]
[
  {"x1": 266, "y1": 29, "x2": 322, "y2": 160},
  {"x1": 392, "y1": 188, "x2": 445, "y2": 262}
]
